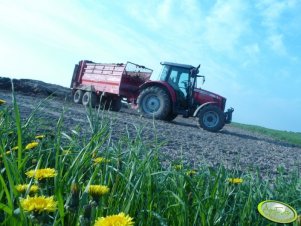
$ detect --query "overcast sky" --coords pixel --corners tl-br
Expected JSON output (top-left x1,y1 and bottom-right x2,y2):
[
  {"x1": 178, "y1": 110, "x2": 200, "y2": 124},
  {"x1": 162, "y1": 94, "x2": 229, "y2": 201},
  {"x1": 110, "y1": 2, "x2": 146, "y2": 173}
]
[{"x1": 0, "y1": 0, "x2": 300, "y2": 132}]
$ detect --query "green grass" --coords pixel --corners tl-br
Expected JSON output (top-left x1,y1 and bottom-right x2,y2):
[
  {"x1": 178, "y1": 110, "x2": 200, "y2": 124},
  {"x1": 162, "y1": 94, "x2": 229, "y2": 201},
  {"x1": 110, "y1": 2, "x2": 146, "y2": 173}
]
[
  {"x1": 0, "y1": 96, "x2": 301, "y2": 225},
  {"x1": 231, "y1": 122, "x2": 301, "y2": 147}
]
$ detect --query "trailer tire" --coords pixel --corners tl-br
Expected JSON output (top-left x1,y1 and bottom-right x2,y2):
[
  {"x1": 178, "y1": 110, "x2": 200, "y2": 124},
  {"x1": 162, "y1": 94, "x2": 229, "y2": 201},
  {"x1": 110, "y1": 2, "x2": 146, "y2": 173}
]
[
  {"x1": 110, "y1": 98, "x2": 122, "y2": 112},
  {"x1": 73, "y1": 90, "x2": 83, "y2": 104},
  {"x1": 198, "y1": 105, "x2": 224, "y2": 132},
  {"x1": 137, "y1": 86, "x2": 170, "y2": 120},
  {"x1": 82, "y1": 92, "x2": 97, "y2": 107}
]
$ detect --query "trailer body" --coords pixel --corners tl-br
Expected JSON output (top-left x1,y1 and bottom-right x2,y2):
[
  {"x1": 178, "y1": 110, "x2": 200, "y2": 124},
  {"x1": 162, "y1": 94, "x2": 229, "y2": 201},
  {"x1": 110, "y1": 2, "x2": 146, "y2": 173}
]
[{"x1": 71, "y1": 60, "x2": 152, "y2": 103}]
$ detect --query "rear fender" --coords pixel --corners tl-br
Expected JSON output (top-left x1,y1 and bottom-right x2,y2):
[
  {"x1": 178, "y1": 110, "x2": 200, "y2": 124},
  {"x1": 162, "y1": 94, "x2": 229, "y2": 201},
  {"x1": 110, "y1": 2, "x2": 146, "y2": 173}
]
[
  {"x1": 193, "y1": 102, "x2": 218, "y2": 117},
  {"x1": 73, "y1": 85, "x2": 96, "y2": 93},
  {"x1": 139, "y1": 81, "x2": 177, "y2": 103}
]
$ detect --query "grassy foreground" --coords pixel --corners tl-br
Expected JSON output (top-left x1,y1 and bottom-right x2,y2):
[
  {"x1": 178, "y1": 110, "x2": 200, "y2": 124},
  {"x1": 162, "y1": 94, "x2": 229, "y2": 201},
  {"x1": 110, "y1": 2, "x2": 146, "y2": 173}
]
[
  {"x1": 0, "y1": 96, "x2": 301, "y2": 226},
  {"x1": 232, "y1": 122, "x2": 301, "y2": 147}
]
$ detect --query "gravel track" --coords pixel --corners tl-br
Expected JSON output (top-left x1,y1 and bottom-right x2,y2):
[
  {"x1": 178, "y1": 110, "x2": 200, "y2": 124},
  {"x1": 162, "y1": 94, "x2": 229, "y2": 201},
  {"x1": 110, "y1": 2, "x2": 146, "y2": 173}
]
[{"x1": 1, "y1": 78, "x2": 301, "y2": 178}]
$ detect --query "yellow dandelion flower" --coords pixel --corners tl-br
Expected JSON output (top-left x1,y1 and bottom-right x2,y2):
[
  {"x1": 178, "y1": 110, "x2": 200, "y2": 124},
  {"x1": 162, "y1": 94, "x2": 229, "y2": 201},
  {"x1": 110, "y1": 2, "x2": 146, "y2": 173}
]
[
  {"x1": 25, "y1": 168, "x2": 57, "y2": 180},
  {"x1": 25, "y1": 142, "x2": 39, "y2": 150},
  {"x1": 15, "y1": 184, "x2": 39, "y2": 193},
  {"x1": 1, "y1": 146, "x2": 18, "y2": 157},
  {"x1": 20, "y1": 195, "x2": 57, "y2": 213},
  {"x1": 88, "y1": 185, "x2": 110, "y2": 197},
  {"x1": 62, "y1": 150, "x2": 72, "y2": 155},
  {"x1": 35, "y1": 135, "x2": 45, "y2": 139},
  {"x1": 11, "y1": 146, "x2": 19, "y2": 151},
  {"x1": 174, "y1": 164, "x2": 183, "y2": 170},
  {"x1": 1, "y1": 150, "x2": 12, "y2": 158},
  {"x1": 94, "y1": 212, "x2": 134, "y2": 226},
  {"x1": 0, "y1": 99, "x2": 6, "y2": 105},
  {"x1": 93, "y1": 157, "x2": 110, "y2": 164},
  {"x1": 186, "y1": 170, "x2": 197, "y2": 176},
  {"x1": 227, "y1": 178, "x2": 243, "y2": 184}
]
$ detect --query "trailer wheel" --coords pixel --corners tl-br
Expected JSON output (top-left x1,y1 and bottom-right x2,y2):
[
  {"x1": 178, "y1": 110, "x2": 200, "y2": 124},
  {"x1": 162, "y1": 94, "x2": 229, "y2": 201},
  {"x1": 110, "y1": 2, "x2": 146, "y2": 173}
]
[
  {"x1": 137, "y1": 86, "x2": 170, "y2": 120},
  {"x1": 110, "y1": 98, "x2": 122, "y2": 112},
  {"x1": 198, "y1": 105, "x2": 224, "y2": 132},
  {"x1": 73, "y1": 90, "x2": 83, "y2": 104},
  {"x1": 164, "y1": 113, "x2": 178, "y2": 121},
  {"x1": 82, "y1": 92, "x2": 97, "y2": 107}
]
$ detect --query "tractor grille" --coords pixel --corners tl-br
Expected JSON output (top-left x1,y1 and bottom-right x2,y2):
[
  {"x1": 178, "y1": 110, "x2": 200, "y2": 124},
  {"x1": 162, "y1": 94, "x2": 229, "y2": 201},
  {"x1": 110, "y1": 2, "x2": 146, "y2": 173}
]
[{"x1": 221, "y1": 98, "x2": 226, "y2": 111}]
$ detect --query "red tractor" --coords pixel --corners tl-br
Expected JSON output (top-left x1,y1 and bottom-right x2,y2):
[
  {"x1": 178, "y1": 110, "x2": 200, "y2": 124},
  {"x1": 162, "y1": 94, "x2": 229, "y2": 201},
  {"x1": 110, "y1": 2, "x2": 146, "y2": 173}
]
[{"x1": 71, "y1": 60, "x2": 234, "y2": 132}]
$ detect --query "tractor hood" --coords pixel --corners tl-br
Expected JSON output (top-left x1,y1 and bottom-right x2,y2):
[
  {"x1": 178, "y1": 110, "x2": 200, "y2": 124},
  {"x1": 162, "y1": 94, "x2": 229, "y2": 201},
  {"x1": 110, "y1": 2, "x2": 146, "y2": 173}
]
[
  {"x1": 194, "y1": 88, "x2": 225, "y2": 100},
  {"x1": 193, "y1": 88, "x2": 226, "y2": 110}
]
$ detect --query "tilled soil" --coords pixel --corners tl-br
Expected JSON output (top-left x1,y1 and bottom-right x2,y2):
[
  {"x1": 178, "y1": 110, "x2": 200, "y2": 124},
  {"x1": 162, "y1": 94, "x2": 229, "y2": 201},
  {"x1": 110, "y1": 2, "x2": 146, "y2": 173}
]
[{"x1": 1, "y1": 79, "x2": 301, "y2": 178}]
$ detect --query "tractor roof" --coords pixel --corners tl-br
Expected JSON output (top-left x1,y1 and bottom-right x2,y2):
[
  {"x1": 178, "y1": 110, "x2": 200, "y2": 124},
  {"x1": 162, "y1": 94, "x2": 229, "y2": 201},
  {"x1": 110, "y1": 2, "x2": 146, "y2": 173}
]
[{"x1": 160, "y1": 62, "x2": 195, "y2": 69}]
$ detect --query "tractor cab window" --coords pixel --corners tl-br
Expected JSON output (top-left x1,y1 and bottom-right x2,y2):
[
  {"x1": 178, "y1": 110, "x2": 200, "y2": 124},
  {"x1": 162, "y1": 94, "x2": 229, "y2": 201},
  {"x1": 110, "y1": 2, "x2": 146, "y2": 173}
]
[
  {"x1": 168, "y1": 67, "x2": 190, "y2": 107},
  {"x1": 168, "y1": 68, "x2": 189, "y2": 95},
  {"x1": 159, "y1": 65, "x2": 170, "y2": 81}
]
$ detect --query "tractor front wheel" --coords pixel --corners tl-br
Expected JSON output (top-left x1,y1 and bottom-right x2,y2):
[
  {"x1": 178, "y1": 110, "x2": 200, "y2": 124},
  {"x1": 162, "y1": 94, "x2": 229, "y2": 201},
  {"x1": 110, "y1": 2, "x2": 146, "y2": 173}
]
[
  {"x1": 137, "y1": 86, "x2": 170, "y2": 120},
  {"x1": 198, "y1": 105, "x2": 225, "y2": 132}
]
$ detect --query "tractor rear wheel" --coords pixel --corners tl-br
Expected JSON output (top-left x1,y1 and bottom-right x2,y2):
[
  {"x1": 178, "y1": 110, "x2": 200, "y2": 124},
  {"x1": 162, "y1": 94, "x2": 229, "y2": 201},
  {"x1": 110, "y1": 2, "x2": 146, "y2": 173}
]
[
  {"x1": 82, "y1": 91, "x2": 97, "y2": 107},
  {"x1": 198, "y1": 105, "x2": 224, "y2": 132},
  {"x1": 73, "y1": 90, "x2": 83, "y2": 104},
  {"x1": 137, "y1": 86, "x2": 170, "y2": 120}
]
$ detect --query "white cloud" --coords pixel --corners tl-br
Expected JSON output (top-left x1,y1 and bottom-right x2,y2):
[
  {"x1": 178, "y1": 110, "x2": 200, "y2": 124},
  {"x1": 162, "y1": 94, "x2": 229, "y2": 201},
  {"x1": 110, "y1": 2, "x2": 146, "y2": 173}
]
[
  {"x1": 256, "y1": 0, "x2": 299, "y2": 56},
  {"x1": 242, "y1": 43, "x2": 260, "y2": 66},
  {"x1": 256, "y1": 0, "x2": 298, "y2": 31},
  {"x1": 157, "y1": 0, "x2": 172, "y2": 22},
  {"x1": 203, "y1": 0, "x2": 249, "y2": 56},
  {"x1": 244, "y1": 43, "x2": 260, "y2": 56},
  {"x1": 267, "y1": 34, "x2": 287, "y2": 55}
]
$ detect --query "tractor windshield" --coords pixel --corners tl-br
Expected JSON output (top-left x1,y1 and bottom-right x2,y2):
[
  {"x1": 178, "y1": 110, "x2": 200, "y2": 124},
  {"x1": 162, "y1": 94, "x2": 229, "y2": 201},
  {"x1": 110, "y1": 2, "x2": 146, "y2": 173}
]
[{"x1": 159, "y1": 65, "x2": 170, "y2": 81}]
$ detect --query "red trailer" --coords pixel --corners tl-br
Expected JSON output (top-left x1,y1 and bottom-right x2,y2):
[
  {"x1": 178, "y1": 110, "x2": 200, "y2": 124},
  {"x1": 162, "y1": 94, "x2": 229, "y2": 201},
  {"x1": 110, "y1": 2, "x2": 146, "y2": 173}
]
[
  {"x1": 71, "y1": 60, "x2": 234, "y2": 132},
  {"x1": 71, "y1": 60, "x2": 153, "y2": 111}
]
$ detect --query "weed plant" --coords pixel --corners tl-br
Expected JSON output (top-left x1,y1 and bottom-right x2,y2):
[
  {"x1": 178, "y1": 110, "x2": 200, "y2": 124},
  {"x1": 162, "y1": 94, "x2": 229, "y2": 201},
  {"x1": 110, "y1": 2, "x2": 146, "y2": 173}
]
[{"x1": 0, "y1": 94, "x2": 301, "y2": 225}]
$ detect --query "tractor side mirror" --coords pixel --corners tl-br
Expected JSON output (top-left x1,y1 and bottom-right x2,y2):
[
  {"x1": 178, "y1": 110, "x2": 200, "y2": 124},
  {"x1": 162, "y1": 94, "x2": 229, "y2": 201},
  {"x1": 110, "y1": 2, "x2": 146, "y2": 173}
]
[
  {"x1": 197, "y1": 75, "x2": 205, "y2": 85},
  {"x1": 190, "y1": 64, "x2": 201, "y2": 77}
]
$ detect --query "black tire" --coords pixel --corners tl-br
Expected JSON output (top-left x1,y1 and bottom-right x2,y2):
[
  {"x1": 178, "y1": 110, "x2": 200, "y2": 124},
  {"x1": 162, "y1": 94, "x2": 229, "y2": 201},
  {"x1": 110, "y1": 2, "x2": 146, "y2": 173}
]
[
  {"x1": 110, "y1": 98, "x2": 122, "y2": 112},
  {"x1": 164, "y1": 112, "x2": 178, "y2": 121},
  {"x1": 73, "y1": 90, "x2": 83, "y2": 104},
  {"x1": 198, "y1": 105, "x2": 225, "y2": 132},
  {"x1": 99, "y1": 96, "x2": 110, "y2": 110},
  {"x1": 82, "y1": 91, "x2": 97, "y2": 107},
  {"x1": 137, "y1": 86, "x2": 171, "y2": 120}
]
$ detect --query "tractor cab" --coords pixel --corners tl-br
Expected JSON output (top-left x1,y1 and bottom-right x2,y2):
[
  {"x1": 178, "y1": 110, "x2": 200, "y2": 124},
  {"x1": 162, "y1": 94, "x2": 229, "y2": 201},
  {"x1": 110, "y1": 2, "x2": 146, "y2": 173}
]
[{"x1": 159, "y1": 62, "x2": 200, "y2": 114}]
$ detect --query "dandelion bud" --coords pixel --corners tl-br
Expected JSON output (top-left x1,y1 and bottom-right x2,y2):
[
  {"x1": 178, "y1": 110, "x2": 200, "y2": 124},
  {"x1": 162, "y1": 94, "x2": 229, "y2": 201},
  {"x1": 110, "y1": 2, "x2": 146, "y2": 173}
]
[{"x1": 67, "y1": 183, "x2": 80, "y2": 211}]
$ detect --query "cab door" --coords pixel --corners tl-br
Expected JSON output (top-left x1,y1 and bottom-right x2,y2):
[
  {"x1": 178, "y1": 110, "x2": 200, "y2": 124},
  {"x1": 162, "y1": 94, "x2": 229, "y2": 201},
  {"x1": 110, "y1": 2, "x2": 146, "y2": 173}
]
[{"x1": 168, "y1": 67, "x2": 190, "y2": 109}]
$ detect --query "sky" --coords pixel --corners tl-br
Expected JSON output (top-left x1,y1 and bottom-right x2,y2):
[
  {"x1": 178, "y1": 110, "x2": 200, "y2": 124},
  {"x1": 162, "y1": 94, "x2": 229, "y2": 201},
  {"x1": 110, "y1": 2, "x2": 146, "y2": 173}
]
[{"x1": 0, "y1": 0, "x2": 301, "y2": 132}]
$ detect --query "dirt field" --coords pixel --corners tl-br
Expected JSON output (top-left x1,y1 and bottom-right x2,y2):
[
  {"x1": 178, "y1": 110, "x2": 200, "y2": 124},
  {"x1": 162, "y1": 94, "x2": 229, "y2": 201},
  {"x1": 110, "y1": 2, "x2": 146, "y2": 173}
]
[{"x1": 1, "y1": 77, "x2": 301, "y2": 178}]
